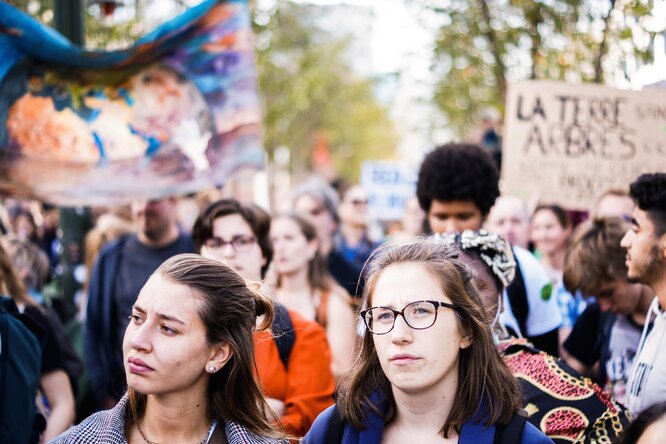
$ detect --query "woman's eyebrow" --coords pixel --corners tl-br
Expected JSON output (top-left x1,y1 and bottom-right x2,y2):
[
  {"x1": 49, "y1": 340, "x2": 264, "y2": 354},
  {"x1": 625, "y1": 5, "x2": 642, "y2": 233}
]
[
  {"x1": 157, "y1": 313, "x2": 186, "y2": 325},
  {"x1": 131, "y1": 305, "x2": 185, "y2": 324}
]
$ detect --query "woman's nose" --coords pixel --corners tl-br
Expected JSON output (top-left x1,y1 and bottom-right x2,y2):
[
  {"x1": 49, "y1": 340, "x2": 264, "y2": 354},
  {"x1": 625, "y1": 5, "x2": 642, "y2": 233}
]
[
  {"x1": 128, "y1": 323, "x2": 153, "y2": 352},
  {"x1": 390, "y1": 315, "x2": 413, "y2": 343},
  {"x1": 222, "y1": 242, "x2": 236, "y2": 258}
]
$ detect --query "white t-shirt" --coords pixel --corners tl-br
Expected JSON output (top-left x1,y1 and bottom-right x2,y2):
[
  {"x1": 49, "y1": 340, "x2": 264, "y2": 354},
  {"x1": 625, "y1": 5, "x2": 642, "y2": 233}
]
[
  {"x1": 628, "y1": 297, "x2": 666, "y2": 414},
  {"x1": 499, "y1": 247, "x2": 563, "y2": 337}
]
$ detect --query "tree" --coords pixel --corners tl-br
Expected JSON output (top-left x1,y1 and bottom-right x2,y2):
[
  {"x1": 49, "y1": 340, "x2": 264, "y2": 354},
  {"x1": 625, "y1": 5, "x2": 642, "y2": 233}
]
[
  {"x1": 253, "y1": 0, "x2": 397, "y2": 182},
  {"x1": 428, "y1": 0, "x2": 661, "y2": 138}
]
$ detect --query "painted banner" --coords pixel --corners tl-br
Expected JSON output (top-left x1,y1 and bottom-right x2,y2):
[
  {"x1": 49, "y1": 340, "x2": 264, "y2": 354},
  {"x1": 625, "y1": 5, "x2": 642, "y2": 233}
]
[
  {"x1": 360, "y1": 160, "x2": 417, "y2": 221},
  {"x1": 502, "y1": 81, "x2": 666, "y2": 211},
  {"x1": 0, "y1": 0, "x2": 263, "y2": 206}
]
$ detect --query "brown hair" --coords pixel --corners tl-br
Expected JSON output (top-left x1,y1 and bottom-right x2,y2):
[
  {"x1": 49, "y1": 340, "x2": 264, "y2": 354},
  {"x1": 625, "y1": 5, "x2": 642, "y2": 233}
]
[
  {"x1": 563, "y1": 217, "x2": 630, "y2": 295},
  {"x1": 1, "y1": 234, "x2": 51, "y2": 291},
  {"x1": 596, "y1": 188, "x2": 629, "y2": 203},
  {"x1": 274, "y1": 213, "x2": 335, "y2": 292},
  {"x1": 192, "y1": 199, "x2": 273, "y2": 278},
  {"x1": 532, "y1": 204, "x2": 571, "y2": 230},
  {"x1": 0, "y1": 240, "x2": 35, "y2": 307},
  {"x1": 337, "y1": 240, "x2": 521, "y2": 438},
  {"x1": 127, "y1": 254, "x2": 281, "y2": 438}
]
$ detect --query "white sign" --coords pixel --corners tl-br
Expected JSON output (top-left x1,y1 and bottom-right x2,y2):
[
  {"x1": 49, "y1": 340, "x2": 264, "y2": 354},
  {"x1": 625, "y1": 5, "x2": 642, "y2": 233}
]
[
  {"x1": 502, "y1": 81, "x2": 666, "y2": 211},
  {"x1": 361, "y1": 161, "x2": 417, "y2": 221}
]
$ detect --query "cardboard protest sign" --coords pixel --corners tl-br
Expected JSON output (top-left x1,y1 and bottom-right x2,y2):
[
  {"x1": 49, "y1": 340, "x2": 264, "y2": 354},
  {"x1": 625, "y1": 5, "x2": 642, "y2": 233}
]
[
  {"x1": 0, "y1": 0, "x2": 263, "y2": 206},
  {"x1": 360, "y1": 161, "x2": 417, "y2": 221},
  {"x1": 502, "y1": 81, "x2": 666, "y2": 211}
]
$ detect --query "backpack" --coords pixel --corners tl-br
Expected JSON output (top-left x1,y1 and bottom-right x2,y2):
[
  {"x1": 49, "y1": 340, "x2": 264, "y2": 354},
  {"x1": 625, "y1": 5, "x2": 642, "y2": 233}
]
[
  {"x1": 0, "y1": 296, "x2": 45, "y2": 444},
  {"x1": 324, "y1": 404, "x2": 526, "y2": 444},
  {"x1": 272, "y1": 303, "x2": 296, "y2": 369}
]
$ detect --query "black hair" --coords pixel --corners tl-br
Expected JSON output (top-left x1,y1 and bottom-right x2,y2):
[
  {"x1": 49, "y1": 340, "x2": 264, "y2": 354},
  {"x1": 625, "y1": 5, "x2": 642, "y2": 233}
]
[
  {"x1": 416, "y1": 143, "x2": 500, "y2": 215},
  {"x1": 629, "y1": 173, "x2": 666, "y2": 236},
  {"x1": 618, "y1": 401, "x2": 666, "y2": 444}
]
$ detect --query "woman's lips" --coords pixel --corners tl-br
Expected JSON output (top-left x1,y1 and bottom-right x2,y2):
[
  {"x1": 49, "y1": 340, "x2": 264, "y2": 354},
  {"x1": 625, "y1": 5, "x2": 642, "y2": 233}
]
[
  {"x1": 389, "y1": 354, "x2": 419, "y2": 365},
  {"x1": 128, "y1": 356, "x2": 154, "y2": 374}
]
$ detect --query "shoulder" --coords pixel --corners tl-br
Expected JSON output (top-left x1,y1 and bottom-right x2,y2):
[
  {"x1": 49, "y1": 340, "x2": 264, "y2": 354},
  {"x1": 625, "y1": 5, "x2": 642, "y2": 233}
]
[
  {"x1": 285, "y1": 309, "x2": 330, "y2": 351},
  {"x1": 287, "y1": 308, "x2": 326, "y2": 334},
  {"x1": 513, "y1": 247, "x2": 549, "y2": 283},
  {"x1": 570, "y1": 302, "x2": 605, "y2": 334},
  {"x1": 50, "y1": 405, "x2": 127, "y2": 443},
  {"x1": 97, "y1": 234, "x2": 134, "y2": 261},
  {"x1": 23, "y1": 303, "x2": 48, "y2": 325},
  {"x1": 521, "y1": 420, "x2": 555, "y2": 444},
  {"x1": 327, "y1": 286, "x2": 354, "y2": 310},
  {"x1": 175, "y1": 230, "x2": 196, "y2": 250},
  {"x1": 223, "y1": 420, "x2": 287, "y2": 444},
  {"x1": 303, "y1": 405, "x2": 336, "y2": 443},
  {"x1": 512, "y1": 248, "x2": 561, "y2": 328}
]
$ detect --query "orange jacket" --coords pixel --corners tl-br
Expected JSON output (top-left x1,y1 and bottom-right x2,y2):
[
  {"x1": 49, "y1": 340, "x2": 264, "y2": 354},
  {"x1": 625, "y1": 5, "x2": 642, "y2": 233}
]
[{"x1": 254, "y1": 309, "x2": 335, "y2": 437}]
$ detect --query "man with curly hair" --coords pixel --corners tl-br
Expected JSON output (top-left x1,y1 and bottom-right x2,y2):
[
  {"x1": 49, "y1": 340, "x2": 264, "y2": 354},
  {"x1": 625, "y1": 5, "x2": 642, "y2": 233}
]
[
  {"x1": 416, "y1": 143, "x2": 562, "y2": 355},
  {"x1": 621, "y1": 173, "x2": 666, "y2": 414}
]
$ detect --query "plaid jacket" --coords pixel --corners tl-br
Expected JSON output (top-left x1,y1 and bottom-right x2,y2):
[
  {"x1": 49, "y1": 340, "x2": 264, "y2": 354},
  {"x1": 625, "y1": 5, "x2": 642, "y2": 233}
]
[{"x1": 49, "y1": 394, "x2": 287, "y2": 444}]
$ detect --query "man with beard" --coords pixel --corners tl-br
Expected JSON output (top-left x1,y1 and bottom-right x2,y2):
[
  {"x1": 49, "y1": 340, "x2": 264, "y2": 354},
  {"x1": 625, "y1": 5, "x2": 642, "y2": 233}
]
[
  {"x1": 85, "y1": 198, "x2": 195, "y2": 409},
  {"x1": 621, "y1": 173, "x2": 666, "y2": 414}
]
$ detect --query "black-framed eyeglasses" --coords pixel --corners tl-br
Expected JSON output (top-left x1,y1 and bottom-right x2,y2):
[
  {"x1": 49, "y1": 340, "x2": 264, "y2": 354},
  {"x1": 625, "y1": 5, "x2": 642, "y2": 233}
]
[
  {"x1": 204, "y1": 235, "x2": 257, "y2": 253},
  {"x1": 360, "y1": 300, "x2": 458, "y2": 335}
]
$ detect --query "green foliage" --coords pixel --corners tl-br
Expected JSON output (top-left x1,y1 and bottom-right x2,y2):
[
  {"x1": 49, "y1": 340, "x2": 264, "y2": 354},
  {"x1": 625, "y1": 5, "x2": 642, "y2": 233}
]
[
  {"x1": 253, "y1": 1, "x2": 397, "y2": 181},
  {"x1": 8, "y1": 0, "x2": 55, "y2": 25},
  {"x1": 428, "y1": 0, "x2": 661, "y2": 138}
]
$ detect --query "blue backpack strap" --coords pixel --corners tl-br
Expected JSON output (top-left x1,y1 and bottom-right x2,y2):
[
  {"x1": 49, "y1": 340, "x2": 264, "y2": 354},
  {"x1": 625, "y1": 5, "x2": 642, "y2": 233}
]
[
  {"x1": 506, "y1": 251, "x2": 529, "y2": 336},
  {"x1": 325, "y1": 404, "x2": 345, "y2": 444},
  {"x1": 272, "y1": 304, "x2": 295, "y2": 369},
  {"x1": 494, "y1": 413, "x2": 526, "y2": 444}
]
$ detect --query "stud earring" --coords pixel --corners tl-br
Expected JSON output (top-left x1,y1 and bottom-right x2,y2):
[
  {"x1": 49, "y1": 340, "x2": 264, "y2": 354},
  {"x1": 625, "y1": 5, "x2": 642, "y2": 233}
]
[{"x1": 209, "y1": 366, "x2": 216, "y2": 372}]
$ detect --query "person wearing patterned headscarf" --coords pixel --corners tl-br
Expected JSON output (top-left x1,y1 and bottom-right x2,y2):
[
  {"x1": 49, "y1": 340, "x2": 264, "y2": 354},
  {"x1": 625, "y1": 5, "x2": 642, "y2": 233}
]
[{"x1": 435, "y1": 230, "x2": 632, "y2": 444}]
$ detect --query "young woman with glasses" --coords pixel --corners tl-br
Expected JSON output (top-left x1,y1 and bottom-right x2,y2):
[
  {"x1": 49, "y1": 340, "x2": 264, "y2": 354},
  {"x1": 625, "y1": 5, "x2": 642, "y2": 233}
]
[
  {"x1": 304, "y1": 239, "x2": 552, "y2": 444},
  {"x1": 270, "y1": 213, "x2": 356, "y2": 379},
  {"x1": 192, "y1": 200, "x2": 335, "y2": 437}
]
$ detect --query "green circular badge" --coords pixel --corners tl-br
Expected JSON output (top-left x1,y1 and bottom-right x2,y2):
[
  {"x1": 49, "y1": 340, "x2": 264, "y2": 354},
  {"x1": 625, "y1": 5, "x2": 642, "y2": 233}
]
[{"x1": 541, "y1": 283, "x2": 553, "y2": 301}]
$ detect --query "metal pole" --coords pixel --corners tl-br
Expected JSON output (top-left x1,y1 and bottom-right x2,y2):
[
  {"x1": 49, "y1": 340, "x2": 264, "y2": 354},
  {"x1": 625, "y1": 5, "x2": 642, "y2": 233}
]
[
  {"x1": 53, "y1": 0, "x2": 90, "y2": 322},
  {"x1": 54, "y1": 0, "x2": 85, "y2": 46}
]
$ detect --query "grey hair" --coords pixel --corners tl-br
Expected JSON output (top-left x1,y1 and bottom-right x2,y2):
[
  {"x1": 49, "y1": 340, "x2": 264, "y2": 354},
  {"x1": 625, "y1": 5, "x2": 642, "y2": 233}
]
[{"x1": 292, "y1": 177, "x2": 340, "y2": 224}]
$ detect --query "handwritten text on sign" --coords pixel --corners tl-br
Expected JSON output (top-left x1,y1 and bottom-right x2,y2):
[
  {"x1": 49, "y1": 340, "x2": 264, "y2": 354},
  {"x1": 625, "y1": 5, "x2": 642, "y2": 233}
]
[{"x1": 502, "y1": 81, "x2": 666, "y2": 211}]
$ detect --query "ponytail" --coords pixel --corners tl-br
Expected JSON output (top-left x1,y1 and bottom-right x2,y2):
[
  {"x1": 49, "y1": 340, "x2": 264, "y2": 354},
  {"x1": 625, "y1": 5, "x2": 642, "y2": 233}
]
[{"x1": 246, "y1": 280, "x2": 274, "y2": 331}]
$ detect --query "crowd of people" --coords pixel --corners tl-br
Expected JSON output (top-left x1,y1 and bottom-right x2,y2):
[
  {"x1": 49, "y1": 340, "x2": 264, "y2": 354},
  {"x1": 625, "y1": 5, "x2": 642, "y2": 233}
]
[{"x1": 1, "y1": 142, "x2": 666, "y2": 444}]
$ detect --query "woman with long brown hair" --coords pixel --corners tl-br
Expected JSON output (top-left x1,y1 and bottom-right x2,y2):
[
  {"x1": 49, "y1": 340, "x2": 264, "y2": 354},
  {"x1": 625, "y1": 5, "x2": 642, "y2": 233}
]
[
  {"x1": 52, "y1": 254, "x2": 286, "y2": 443},
  {"x1": 270, "y1": 213, "x2": 356, "y2": 379},
  {"x1": 304, "y1": 239, "x2": 552, "y2": 443}
]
